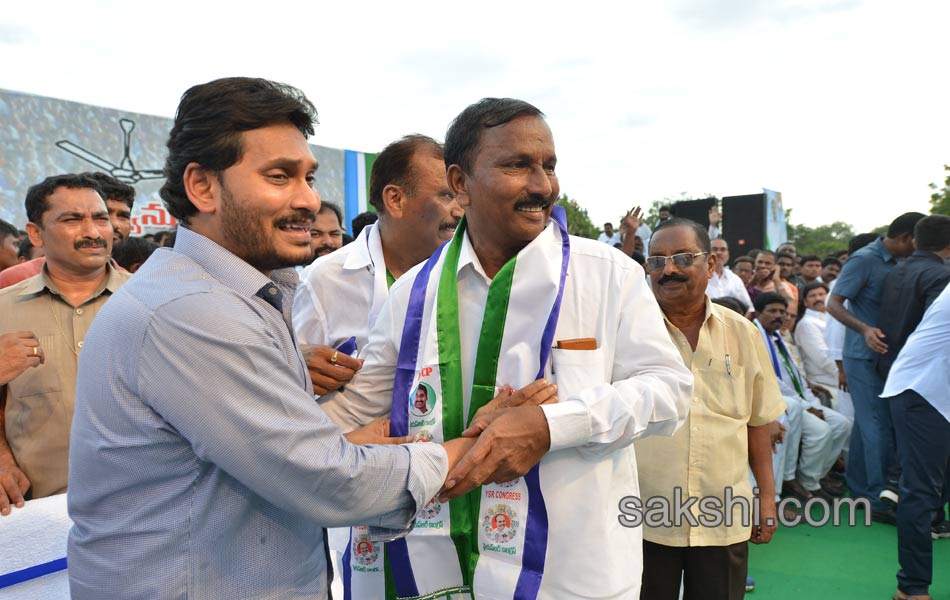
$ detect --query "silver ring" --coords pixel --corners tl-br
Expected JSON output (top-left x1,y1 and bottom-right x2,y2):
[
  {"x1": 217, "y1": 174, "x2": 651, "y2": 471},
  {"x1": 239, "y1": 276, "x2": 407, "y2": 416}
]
[{"x1": 32, "y1": 346, "x2": 38, "y2": 356}]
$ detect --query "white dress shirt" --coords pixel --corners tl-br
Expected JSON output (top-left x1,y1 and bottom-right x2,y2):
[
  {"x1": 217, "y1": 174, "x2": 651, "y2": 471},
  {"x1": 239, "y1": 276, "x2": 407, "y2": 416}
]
[
  {"x1": 293, "y1": 223, "x2": 389, "y2": 352},
  {"x1": 707, "y1": 267, "x2": 753, "y2": 311},
  {"x1": 823, "y1": 279, "x2": 847, "y2": 362},
  {"x1": 321, "y1": 223, "x2": 694, "y2": 598},
  {"x1": 795, "y1": 309, "x2": 838, "y2": 388},
  {"x1": 882, "y1": 283, "x2": 950, "y2": 423},
  {"x1": 597, "y1": 231, "x2": 620, "y2": 245}
]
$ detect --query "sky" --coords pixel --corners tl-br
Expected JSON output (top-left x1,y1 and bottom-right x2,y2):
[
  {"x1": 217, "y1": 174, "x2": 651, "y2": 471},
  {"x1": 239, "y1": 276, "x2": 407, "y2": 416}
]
[{"x1": 2, "y1": 0, "x2": 948, "y2": 232}]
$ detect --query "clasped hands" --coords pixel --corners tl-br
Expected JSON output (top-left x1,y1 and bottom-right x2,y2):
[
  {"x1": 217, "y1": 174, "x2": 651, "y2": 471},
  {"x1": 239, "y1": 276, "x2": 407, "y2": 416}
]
[{"x1": 343, "y1": 379, "x2": 558, "y2": 502}]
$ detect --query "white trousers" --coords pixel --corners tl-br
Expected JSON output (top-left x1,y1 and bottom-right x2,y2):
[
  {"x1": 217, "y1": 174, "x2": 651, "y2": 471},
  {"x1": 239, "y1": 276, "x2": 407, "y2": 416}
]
[{"x1": 781, "y1": 395, "x2": 852, "y2": 490}]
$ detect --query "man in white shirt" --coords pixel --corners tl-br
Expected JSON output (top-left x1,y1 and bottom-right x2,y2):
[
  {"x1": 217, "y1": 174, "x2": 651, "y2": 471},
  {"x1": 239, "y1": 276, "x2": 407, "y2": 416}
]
[
  {"x1": 598, "y1": 221, "x2": 619, "y2": 245},
  {"x1": 795, "y1": 282, "x2": 840, "y2": 403},
  {"x1": 755, "y1": 292, "x2": 851, "y2": 503},
  {"x1": 882, "y1": 283, "x2": 950, "y2": 600},
  {"x1": 707, "y1": 237, "x2": 753, "y2": 312},
  {"x1": 320, "y1": 98, "x2": 693, "y2": 599},
  {"x1": 293, "y1": 135, "x2": 464, "y2": 395}
]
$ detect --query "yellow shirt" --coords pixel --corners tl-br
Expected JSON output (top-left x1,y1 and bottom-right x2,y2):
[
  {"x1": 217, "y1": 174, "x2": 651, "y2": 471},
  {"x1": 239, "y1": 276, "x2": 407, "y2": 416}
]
[
  {"x1": 0, "y1": 264, "x2": 130, "y2": 498},
  {"x1": 634, "y1": 300, "x2": 786, "y2": 547}
]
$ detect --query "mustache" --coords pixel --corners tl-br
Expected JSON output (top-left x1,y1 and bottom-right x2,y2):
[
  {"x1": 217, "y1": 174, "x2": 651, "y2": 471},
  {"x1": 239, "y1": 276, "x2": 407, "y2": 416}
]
[
  {"x1": 440, "y1": 217, "x2": 461, "y2": 231},
  {"x1": 74, "y1": 238, "x2": 107, "y2": 250},
  {"x1": 658, "y1": 273, "x2": 690, "y2": 285},
  {"x1": 275, "y1": 210, "x2": 317, "y2": 228},
  {"x1": 314, "y1": 245, "x2": 336, "y2": 254}
]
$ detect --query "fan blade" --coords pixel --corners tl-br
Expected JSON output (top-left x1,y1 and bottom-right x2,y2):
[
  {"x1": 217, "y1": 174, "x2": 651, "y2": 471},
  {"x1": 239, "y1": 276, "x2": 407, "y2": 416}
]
[{"x1": 55, "y1": 141, "x2": 118, "y2": 171}]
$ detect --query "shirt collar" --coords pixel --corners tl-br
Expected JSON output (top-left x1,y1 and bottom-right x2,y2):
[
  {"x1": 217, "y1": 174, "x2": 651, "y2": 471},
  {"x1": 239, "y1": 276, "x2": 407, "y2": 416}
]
[
  {"x1": 342, "y1": 223, "x2": 376, "y2": 271},
  {"x1": 457, "y1": 218, "x2": 559, "y2": 284},
  {"x1": 910, "y1": 249, "x2": 944, "y2": 262},
  {"x1": 172, "y1": 226, "x2": 295, "y2": 299},
  {"x1": 872, "y1": 237, "x2": 895, "y2": 263},
  {"x1": 18, "y1": 261, "x2": 124, "y2": 298}
]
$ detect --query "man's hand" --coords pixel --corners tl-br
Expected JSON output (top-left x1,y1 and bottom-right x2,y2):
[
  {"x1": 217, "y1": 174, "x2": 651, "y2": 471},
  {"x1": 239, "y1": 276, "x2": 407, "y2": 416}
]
[
  {"x1": 751, "y1": 496, "x2": 777, "y2": 544},
  {"x1": 0, "y1": 456, "x2": 30, "y2": 516},
  {"x1": 301, "y1": 344, "x2": 363, "y2": 395},
  {"x1": 472, "y1": 380, "x2": 557, "y2": 422},
  {"x1": 621, "y1": 206, "x2": 643, "y2": 235},
  {"x1": 343, "y1": 418, "x2": 414, "y2": 445},
  {"x1": 808, "y1": 383, "x2": 832, "y2": 404},
  {"x1": 0, "y1": 332, "x2": 44, "y2": 386},
  {"x1": 439, "y1": 405, "x2": 551, "y2": 501},
  {"x1": 709, "y1": 206, "x2": 721, "y2": 226},
  {"x1": 806, "y1": 407, "x2": 825, "y2": 421},
  {"x1": 769, "y1": 421, "x2": 786, "y2": 453},
  {"x1": 862, "y1": 327, "x2": 888, "y2": 354},
  {"x1": 442, "y1": 437, "x2": 479, "y2": 473},
  {"x1": 835, "y1": 361, "x2": 848, "y2": 392}
]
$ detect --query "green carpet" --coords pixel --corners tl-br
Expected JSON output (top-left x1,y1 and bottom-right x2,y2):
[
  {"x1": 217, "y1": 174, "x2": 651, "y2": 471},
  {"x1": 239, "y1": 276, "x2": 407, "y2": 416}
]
[{"x1": 748, "y1": 504, "x2": 950, "y2": 599}]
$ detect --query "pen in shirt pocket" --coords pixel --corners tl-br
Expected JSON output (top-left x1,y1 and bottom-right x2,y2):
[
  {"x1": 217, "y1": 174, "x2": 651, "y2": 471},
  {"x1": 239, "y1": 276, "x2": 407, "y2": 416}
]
[{"x1": 725, "y1": 353, "x2": 732, "y2": 376}]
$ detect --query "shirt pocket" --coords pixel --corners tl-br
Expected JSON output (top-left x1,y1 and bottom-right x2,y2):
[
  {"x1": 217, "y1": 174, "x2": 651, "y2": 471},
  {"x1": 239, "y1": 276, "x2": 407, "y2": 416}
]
[
  {"x1": 696, "y1": 361, "x2": 748, "y2": 420},
  {"x1": 551, "y1": 346, "x2": 608, "y2": 402}
]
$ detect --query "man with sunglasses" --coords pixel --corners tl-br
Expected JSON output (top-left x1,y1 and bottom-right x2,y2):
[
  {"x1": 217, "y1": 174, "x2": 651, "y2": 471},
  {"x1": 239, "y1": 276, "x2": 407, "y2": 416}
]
[{"x1": 635, "y1": 219, "x2": 785, "y2": 600}]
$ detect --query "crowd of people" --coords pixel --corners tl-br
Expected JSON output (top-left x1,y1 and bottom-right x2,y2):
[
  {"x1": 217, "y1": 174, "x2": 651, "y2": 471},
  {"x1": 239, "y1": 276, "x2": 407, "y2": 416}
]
[{"x1": 0, "y1": 76, "x2": 947, "y2": 600}]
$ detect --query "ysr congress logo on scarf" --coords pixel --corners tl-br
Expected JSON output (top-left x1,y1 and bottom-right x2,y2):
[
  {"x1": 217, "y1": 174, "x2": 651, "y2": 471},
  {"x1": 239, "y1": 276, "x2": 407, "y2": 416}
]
[{"x1": 482, "y1": 504, "x2": 520, "y2": 544}]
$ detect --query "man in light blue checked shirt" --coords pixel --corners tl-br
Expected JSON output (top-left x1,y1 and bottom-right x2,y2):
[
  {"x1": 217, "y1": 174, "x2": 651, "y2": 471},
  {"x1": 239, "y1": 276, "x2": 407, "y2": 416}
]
[{"x1": 67, "y1": 77, "x2": 473, "y2": 599}]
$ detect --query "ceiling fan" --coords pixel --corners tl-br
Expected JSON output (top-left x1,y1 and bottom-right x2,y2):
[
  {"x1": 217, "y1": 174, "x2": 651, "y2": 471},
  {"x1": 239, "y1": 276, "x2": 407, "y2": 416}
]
[{"x1": 56, "y1": 118, "x2": 164, "y2": 184}]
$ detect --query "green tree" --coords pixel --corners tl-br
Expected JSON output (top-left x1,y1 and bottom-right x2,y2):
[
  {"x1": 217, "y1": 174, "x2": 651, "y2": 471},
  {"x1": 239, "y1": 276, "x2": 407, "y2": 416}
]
[
  {"x1": 556, "y1": 194, "x2": 598, "y2": 239},
  {"x1": 786, "y1": 220, "x2": 855, "y2": 257},
  {"x1": 929, "y1": 164, "x2": 950, "y2": 215}
]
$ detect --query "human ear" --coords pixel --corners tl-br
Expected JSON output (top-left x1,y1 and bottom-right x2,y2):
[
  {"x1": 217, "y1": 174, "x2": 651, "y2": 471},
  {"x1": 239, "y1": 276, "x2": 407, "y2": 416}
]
[{"x1": 183, "y1": 163, "x2": 220, "y2": 216}]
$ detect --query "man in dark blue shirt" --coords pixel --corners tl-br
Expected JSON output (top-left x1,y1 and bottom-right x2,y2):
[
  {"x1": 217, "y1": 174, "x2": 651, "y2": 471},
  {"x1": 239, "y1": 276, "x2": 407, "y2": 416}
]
[
  {"x1": 877, "y1": 215, "x2": 950, "y2": 378},
  {"x1": 827, "y1": 212, "x2": 924, "y2": 520}
]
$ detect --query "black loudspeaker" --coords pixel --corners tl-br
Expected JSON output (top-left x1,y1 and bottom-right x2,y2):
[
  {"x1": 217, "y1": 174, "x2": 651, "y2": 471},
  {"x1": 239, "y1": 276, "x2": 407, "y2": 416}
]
[
  {"x1": 721, "y1": 194, "x2": 766, "y2": 257},
  {"x1": 672, "y1": 198, "x2": 717, "y2": 227}
]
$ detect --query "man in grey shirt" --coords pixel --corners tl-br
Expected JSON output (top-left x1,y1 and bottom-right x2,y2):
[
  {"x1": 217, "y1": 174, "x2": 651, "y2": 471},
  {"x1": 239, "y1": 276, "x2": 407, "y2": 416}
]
[{"x1": 67, "y1": 77, "x2": 470, "y2": 599}]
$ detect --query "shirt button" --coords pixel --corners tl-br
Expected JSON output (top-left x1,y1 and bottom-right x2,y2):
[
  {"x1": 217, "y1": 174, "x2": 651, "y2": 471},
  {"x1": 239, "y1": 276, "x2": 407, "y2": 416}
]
[
  {"x1": 692, "y1": 427, "x2": 699, "y2": 432},
  {"x1": 77, "y1": 341, "x2": 84, "y2": 349},
  {"x1": 76, "y1": 308, "x2": 84, "y2": 315},
  {"x1": 268, "y1": 287, "x2": 278, "y2": 295}
]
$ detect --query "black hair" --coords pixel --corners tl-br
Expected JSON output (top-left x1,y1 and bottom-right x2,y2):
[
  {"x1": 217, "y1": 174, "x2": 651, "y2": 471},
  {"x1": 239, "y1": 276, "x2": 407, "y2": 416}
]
[
  {"x1": 848, "y1": 233, "x2": 880, "y2": 255},
  {"x1": 369, "y1": 135, "x2": 444, "y2": 213},
  {"x1": 25, "y1": 173, "x2": 104, "y2": 224},
  {"x1": 802, "y1": 281, "x2": 829, "y2": 299},
  {"x1": 630, "y1": 251, "x2": 646, "y2": 267},
  {"x1": 754, "y1": 291, "x2": 788, "y2": 313},
  {"x1": 650, "y1": 217, "x2": 711, "y2": 253},
  {"x1": 821, "y1": 256, "x2": 842, "y2": 268},
  {"x1": 711, "y1": 296, "x2": 746, "y2": 315},
  {"x1": 913, "y1": 214, "x2": 950, "y2": 252},
  {"x1": 83, "y1": 172, "x2": 136, "y2": 208},
  {"x1": 775, "y1": 252, "x2": 795, "y2": 263},
  {"x1": 800, "y1": 254, "x2": 821, "y2": 265},
  {"x1": 444, "y1": 98, "x2": 544, "y2": 174},
  {"x1": 659, "y1": 205, "x2": 672, "y2": 213},
  {"x1": 160, "y1": 77, "x2": 318, "y2": 225},
  {"x1": 111, "y1": 236, "x2": 159, "y2": 271},
  {"x1": 0, "y1": 218, "x2": 17, "y2": 240},
  {"x1": 886, "y1": 212, "x2": 926, "y2": 239},
  {"x1": 732, "y1": 255, "x2": 754, "y2": 268},
  {"x1": 351, "y1": 211, "x2": 379, "y2": 239},
  {"x1": 17, "y1": 237, "x2": 35, "y2": 260},
  {"x1": 318, "y1": 202, "x2": 343, "y2": 229}
]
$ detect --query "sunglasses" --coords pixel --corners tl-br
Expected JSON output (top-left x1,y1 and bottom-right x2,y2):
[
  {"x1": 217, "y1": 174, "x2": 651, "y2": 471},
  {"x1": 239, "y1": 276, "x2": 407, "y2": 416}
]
[{"x1": 645, "y1": 252, "x2": 708, "y2": 272}]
